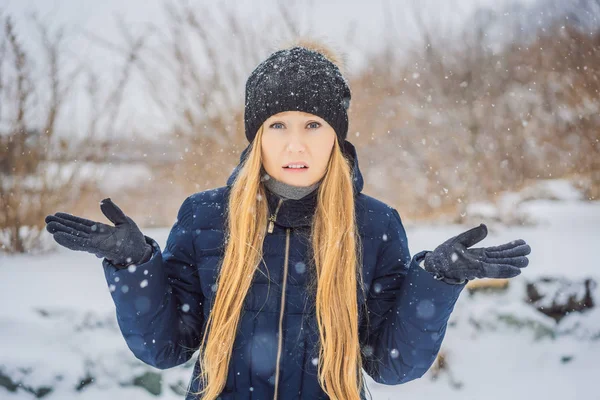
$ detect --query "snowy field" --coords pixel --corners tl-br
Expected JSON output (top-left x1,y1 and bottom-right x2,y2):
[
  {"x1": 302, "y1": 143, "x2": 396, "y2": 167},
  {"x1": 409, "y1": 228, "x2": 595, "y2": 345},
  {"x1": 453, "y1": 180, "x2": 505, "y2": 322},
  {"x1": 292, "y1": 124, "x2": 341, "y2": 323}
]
[{"x1": 0, "y1": 179, "x2": 598, "y2": 400}]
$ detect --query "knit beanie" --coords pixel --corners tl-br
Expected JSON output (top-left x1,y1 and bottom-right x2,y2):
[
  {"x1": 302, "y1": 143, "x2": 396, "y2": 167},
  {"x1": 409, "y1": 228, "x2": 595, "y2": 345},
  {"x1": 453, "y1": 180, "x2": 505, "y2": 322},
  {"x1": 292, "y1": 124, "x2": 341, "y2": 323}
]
[{"x1": 244, "y1": 44, "x2": 351, "y2": 145}]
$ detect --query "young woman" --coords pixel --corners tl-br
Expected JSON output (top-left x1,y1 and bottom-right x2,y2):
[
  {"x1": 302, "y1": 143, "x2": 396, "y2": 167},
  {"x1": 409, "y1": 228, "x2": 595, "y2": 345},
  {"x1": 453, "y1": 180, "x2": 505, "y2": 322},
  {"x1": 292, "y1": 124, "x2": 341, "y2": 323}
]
[{"x1": 45, "y1": 41, "x2": 531, "y2": 400}]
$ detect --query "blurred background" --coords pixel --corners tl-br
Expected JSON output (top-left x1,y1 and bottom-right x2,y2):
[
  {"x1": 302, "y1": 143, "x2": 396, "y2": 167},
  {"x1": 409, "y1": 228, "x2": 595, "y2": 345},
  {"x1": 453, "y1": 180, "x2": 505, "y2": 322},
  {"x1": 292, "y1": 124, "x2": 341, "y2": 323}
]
[{"x1": 0, "y1": 0, "x2": 598, "y2": 399}]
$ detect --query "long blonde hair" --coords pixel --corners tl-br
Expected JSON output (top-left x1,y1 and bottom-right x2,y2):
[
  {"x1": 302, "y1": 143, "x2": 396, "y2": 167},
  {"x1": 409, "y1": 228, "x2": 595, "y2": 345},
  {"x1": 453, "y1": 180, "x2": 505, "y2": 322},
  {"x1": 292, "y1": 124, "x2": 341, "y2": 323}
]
[{"x1": 191, "y1": 120, "x2": 366, "y2": 399}]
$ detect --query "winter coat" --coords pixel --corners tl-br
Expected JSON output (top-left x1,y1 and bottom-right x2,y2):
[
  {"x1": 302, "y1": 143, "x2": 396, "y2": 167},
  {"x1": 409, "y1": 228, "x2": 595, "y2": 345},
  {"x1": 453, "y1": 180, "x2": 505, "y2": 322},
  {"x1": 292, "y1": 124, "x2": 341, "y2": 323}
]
[{"x1": 102, "y1": 140, "x2": 467, "y2": 400}]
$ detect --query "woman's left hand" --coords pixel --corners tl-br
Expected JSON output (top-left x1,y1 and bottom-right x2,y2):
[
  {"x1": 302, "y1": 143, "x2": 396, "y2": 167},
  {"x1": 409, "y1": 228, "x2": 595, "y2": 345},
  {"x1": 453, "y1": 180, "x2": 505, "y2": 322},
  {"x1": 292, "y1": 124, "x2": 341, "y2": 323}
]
[{"x1": 422, "y1": 223, "x2": 531, "y2": 282}]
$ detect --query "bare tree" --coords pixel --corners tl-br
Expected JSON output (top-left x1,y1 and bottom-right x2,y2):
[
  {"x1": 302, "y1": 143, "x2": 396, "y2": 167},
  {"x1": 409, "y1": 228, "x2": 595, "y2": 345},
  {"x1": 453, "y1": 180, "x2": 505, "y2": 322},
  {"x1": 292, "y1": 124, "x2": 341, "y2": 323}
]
[{"x1": 0, "y1": 12, "x2": 144, "y2": 253}]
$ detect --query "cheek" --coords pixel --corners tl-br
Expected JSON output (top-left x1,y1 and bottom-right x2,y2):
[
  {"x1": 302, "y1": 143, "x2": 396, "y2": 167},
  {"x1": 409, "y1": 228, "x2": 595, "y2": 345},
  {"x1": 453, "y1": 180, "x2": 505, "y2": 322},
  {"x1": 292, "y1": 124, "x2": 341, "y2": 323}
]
[
  {"x1": 261, "y1": 135, "x2": 281, "y2": 173},
  {"x1": 314, "y1": 137, "x2": 335, "y2": 170},
  {"x1": 312, "y1": 143, "x2": 331, "y2": 175},
  {"x1": 261, "y1": 136, "x2": 274, "y2": 163}
]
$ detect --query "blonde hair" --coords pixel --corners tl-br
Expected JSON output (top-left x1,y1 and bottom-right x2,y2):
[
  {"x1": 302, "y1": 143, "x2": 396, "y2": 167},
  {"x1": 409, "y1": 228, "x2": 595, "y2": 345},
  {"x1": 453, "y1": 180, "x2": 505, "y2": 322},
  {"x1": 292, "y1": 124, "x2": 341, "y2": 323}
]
[{"x1": 192, "y1": 41, "x2": 366, "y2": 400}]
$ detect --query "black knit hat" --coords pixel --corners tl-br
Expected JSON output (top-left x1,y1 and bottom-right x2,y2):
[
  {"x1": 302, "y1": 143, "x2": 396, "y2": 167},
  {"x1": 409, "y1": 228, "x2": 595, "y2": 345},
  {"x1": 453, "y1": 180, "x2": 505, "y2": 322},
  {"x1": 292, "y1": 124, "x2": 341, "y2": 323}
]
[{"x1": 244, "y1": 46, "x2": 351, "y2": 145}]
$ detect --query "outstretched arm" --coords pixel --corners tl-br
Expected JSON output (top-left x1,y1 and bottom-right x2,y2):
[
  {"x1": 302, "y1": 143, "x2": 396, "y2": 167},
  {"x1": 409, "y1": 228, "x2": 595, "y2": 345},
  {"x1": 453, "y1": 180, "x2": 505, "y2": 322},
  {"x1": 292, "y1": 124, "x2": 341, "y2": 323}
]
[{"x1": 103, "y1": 195, "x2": 205, "y2": 369}]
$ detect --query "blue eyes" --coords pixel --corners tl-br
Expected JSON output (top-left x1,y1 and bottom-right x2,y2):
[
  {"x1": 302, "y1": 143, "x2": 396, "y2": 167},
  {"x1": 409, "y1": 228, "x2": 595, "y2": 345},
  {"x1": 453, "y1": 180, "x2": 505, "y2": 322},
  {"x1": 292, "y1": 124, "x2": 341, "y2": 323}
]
[{"x1": 269, "y1": 122, "x2": 321, "y2": 130}]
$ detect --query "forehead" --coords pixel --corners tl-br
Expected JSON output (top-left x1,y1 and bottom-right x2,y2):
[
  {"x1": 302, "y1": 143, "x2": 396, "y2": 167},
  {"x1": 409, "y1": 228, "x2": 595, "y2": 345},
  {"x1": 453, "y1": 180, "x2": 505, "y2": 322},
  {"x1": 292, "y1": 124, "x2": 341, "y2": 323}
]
[{"x1": 266, "y1": 111, "x2": 322, "y2": 120}]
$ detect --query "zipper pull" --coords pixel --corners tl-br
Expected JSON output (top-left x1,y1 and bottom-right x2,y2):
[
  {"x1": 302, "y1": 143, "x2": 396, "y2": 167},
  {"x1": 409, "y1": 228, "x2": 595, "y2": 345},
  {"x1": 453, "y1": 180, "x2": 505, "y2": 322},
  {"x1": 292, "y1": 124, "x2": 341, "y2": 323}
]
[
  {"x1": 268, "y1": 198, "x2": 284, "y2": 234},
  {"x1": 268, "y1": 218, "x2": 275, "y2": 233}
]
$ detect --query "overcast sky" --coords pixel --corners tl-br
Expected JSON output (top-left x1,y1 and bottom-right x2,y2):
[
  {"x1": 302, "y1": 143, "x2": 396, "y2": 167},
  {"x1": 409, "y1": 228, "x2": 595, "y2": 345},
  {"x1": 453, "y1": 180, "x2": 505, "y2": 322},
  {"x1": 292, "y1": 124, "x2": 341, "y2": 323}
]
[{"x1": 1, "y1": 0, "x2": 535, "y2": 139}]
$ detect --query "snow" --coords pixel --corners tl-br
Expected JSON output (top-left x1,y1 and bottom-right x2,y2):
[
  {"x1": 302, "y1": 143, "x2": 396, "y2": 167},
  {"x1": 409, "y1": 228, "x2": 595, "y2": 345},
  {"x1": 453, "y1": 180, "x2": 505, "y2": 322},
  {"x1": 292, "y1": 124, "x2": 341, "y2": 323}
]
[
  {"x1": 0, "y1": 161, "x2": 153, "y2": 200},
  {"x1": 1, "y1": 178, "x2": 599, "y2": 399}
]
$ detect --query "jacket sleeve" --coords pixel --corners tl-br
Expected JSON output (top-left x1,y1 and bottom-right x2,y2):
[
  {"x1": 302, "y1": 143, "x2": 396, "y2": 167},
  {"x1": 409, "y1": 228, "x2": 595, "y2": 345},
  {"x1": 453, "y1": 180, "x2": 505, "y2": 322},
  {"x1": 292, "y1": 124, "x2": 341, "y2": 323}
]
[
  {"x1": 359, "y1": 208, "x2": 467, "y2": 385},
  {"x1": 102, "y1": 195, "x2": 205, "y2": 369}
]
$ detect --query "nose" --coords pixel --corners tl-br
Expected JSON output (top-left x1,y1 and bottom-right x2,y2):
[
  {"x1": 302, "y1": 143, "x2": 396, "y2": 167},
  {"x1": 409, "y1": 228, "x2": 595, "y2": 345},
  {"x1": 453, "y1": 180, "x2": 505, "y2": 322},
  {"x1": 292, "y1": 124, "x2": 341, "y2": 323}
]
[{"x1": 286, "y1": 130, "x2": 306, "y2": 153}]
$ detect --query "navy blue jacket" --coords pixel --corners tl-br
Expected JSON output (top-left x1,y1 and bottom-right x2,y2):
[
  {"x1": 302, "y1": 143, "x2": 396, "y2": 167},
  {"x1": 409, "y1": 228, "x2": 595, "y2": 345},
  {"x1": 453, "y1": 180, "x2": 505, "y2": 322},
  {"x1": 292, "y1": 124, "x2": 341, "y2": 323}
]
[{"x1": 103, "y1": 140, "x2": 467, "y2": 399}]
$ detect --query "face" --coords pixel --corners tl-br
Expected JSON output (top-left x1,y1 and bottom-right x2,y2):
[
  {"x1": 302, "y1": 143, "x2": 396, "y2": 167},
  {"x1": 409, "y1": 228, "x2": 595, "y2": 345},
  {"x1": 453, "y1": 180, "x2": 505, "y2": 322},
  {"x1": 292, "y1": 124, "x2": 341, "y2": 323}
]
[{"x1": 261, "y1": 111, "x2": 336, "y2": 187}]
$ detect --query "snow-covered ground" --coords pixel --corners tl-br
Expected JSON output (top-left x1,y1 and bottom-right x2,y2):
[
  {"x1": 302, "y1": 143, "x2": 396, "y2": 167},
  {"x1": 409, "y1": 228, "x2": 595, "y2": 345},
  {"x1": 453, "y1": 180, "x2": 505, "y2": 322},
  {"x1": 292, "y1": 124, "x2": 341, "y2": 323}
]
[{"x1": 0, "y1": 178, "x2": 598, "y2": 400}]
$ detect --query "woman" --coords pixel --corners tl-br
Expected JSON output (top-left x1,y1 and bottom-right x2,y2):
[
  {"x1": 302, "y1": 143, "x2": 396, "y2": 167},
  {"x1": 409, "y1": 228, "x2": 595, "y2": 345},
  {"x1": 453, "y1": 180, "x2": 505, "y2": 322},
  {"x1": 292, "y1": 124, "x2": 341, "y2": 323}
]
[{"x1": 45, "y1": 41, "x2": 531, "y2": 400}]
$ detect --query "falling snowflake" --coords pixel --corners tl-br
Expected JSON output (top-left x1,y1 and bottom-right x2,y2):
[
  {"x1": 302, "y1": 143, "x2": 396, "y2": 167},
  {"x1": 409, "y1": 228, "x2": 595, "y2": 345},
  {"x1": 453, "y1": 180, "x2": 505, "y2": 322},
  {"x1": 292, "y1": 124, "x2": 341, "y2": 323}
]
[
  {"x1": 294, "y1": 262, "x2": 306, "y2": 274},
  {"x1": 416, "y1": 299, "x2": 435, "y2": 319}
]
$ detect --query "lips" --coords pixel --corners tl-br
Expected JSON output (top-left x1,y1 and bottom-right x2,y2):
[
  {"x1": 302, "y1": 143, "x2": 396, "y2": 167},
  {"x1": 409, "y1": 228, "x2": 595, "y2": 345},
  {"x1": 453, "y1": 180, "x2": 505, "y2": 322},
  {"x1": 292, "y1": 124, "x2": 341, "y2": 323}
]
[
  {"x1": 282, "y1": 163, "x2": 309, "y2": 172},
  {"x1": 283, "y1": 161, "x2": 309, "y2": 169}
]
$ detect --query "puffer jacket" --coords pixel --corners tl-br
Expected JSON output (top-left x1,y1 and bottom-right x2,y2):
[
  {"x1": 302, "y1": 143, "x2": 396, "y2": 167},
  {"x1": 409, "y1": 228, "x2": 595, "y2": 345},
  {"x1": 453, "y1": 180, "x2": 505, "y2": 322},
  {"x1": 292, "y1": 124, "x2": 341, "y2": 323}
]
[{"x1": 102, "y1": 140, "x2": 467, "y2": 400}]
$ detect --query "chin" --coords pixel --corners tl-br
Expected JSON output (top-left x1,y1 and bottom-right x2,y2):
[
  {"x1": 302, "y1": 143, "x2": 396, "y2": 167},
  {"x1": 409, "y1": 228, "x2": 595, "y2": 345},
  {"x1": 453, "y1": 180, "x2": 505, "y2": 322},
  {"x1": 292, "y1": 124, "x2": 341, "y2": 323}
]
[{"x1": 281, "y1": 176, "x2": 314, "y2": 187}]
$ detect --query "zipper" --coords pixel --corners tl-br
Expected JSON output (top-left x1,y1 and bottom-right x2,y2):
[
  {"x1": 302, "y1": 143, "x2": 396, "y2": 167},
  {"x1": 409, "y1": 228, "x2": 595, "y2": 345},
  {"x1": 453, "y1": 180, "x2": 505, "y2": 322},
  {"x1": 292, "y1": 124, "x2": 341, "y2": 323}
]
[
  {"x1": 273, "y1": 227, "x2": 291, "y2": 400},
  {"x1": 268, "y1": 198, "x2": 284, "y2": 234}
]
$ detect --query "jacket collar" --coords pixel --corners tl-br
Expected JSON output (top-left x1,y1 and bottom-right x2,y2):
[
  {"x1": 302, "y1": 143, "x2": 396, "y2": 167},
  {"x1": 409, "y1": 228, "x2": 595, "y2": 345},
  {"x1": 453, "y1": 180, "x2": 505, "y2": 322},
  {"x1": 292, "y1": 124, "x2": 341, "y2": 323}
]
[{"x1": 226, "y1": 140, "x2": 364, "y2": 228}]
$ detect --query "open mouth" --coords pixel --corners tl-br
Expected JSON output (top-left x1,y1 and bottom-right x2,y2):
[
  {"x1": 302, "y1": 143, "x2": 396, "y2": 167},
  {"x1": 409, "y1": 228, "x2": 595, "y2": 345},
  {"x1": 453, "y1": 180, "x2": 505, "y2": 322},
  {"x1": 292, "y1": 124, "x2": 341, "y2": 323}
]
[
  {"x1": 283, "y1": 166, "x2": 309, "y2": 172},
  {"x1": 283, "y1": 162, "x2": 309, "y2": 171}
]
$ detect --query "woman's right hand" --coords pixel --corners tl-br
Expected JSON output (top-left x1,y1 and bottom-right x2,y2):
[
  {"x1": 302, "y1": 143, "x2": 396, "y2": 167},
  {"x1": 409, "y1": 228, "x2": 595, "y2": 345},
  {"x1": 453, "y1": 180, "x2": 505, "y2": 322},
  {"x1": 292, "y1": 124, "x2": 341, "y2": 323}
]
[{"x1": 45, "y1": 198, "x2": 152, "y2": 268}]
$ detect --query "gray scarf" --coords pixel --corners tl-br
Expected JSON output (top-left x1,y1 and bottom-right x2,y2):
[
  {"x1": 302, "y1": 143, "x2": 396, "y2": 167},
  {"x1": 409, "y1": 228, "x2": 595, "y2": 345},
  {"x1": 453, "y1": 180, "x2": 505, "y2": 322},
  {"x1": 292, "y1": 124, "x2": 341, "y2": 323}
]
[{"x1": 261, "y1": 167, "x2": 321, "y2": 200}]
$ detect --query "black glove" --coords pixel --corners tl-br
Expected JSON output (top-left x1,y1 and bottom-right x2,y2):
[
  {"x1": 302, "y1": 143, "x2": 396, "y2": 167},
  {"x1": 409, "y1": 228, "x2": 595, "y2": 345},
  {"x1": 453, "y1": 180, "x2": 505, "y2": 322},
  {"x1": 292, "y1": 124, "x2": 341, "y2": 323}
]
[
  {"x1": 45, "y1": 198, "x2": 153, "y2": 268},
  {"x1": 423, "y1": 223, "x2": 531, "y2": 283}
]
